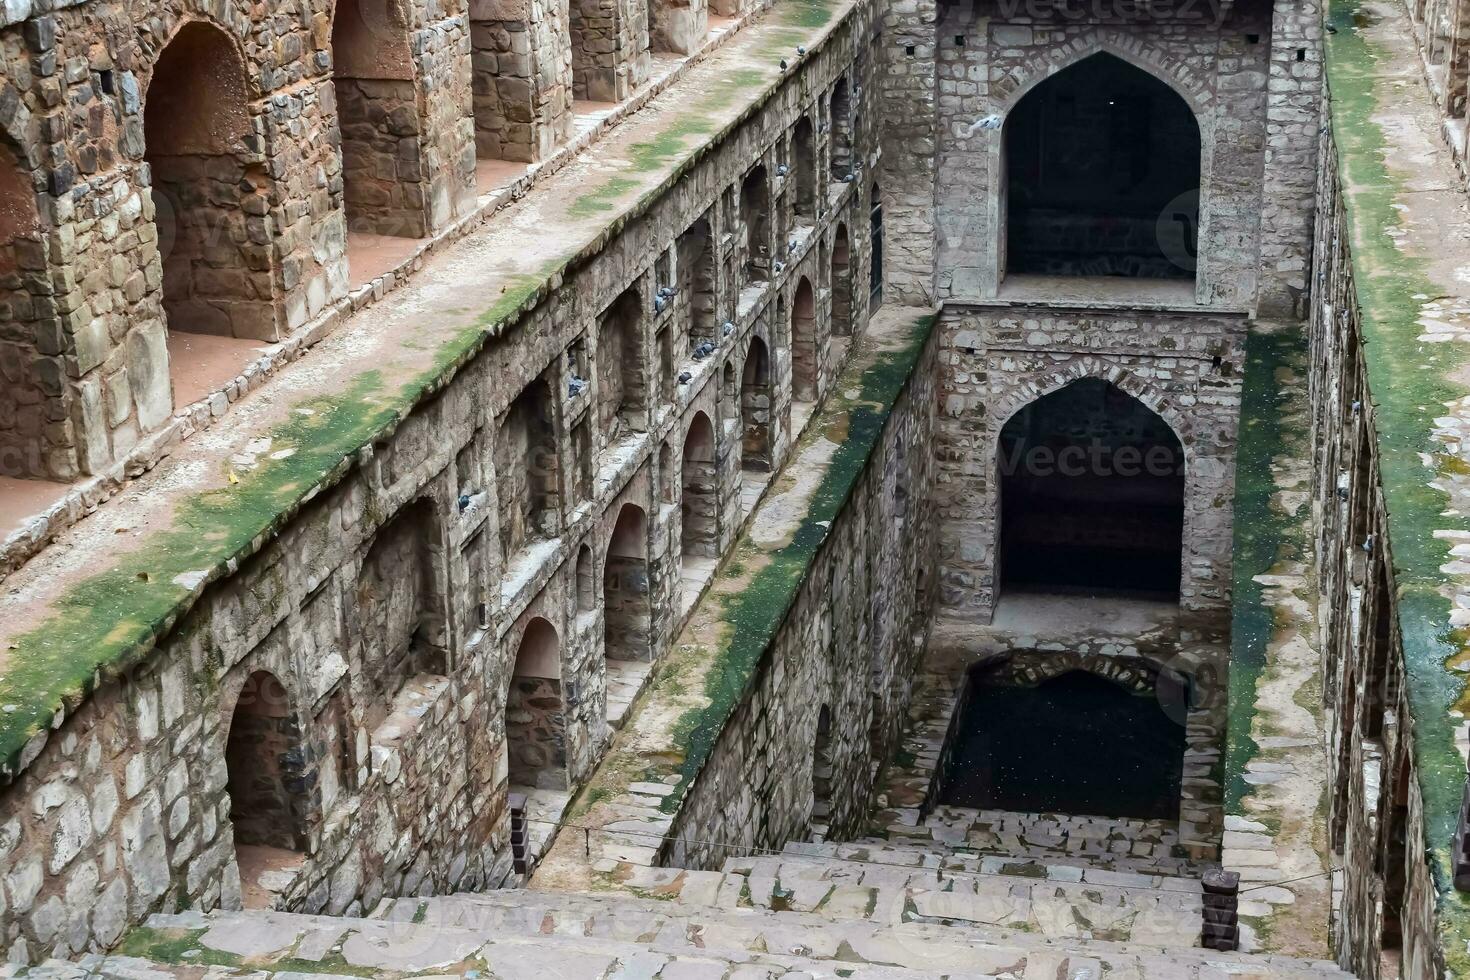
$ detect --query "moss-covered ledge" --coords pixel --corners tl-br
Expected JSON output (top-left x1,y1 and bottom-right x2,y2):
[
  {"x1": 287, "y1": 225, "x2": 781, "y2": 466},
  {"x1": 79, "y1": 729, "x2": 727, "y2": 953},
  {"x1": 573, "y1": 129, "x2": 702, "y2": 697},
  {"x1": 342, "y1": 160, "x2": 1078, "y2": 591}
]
[
  {"x1": 0, "y1": 0, "x2": 859, "y2": 780},
  {"x1": 533, "y1": 306, "x2": 936, "y2": 887},
  {"x1": 1325, "y1": 0, "x2": 1470, "y2": 966}
]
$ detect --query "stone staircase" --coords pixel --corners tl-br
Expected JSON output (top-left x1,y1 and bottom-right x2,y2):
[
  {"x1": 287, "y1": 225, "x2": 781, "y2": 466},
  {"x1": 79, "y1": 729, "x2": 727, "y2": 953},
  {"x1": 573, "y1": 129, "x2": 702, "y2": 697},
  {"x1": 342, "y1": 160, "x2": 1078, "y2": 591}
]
[
  {"x1": 867, "y1": 804, "x2": 1195, "y2": 877},
  {"x1": 13, "y1": 863, "x2": 1351, "y2": 980}
]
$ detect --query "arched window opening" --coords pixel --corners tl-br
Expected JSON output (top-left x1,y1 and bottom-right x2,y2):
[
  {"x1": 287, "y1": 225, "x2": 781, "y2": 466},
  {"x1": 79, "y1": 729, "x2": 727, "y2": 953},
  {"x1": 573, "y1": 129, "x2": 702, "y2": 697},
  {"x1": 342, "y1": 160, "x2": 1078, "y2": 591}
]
[
  {"x1": 1003, "y1": 53, "x2": 1199, "y2": 282},
  {"x1": 681, "y1": 412, "x2": 718, "y2": 559},
  {"x1": 830, "y1": 224, "x2": 852, "y2": 338},
  {"x1": 355, "y1": 499, "x2": 446, "y2": 730},
  {"x1": 741, "y1": 166, "x2": 771, "y2": 285},
  {"x1": 575, "y1": 543, "x2": 596, "y2": 614},
  {"x1": 936, "y1": 663, "x2": 1186, "y2": 820},
  {"x1": 598, "y1": 287, "x2": 647, "y2": 440},
  {"x1": 508, "y1": 618, "x2": 568, "y2": 789},
  {"x1": 792, "y1": 116, "x2": 816, "y2": 223},
  {"x1": 603, "y1": 503, "x2": 652, "y2": 662},
  {"x1": 145, "y1": 22, "x2": 271, "y2": 403},
  {"x1": 740, "y1": 338, "x2": 773, "y2": 472},
  {"x1": 998, "y1": 379, "x2": 1184, "y2": 602},
  {"x1": 1379, "y1": 753, "x2": 1411, "y2": 960},
  {"x1": 869, "y1": 182, "x2": 883, "y2": 310},
  {"x1": 810, "y1": 705, "x2": 834, "y2": 841},
  {"x1": 678, "y1": 216, "x2": 717, "y2": 346},
  {"x1": 226, "y1": 670, "x2": 310, "y2": 908},
  {"x1": 496, "y1": 377, "x2": 562, "y2": 559},
  {"x1": 791, "y1": 277, "x2": 817, "y2": 403},
  {"x1": 829, "y1": 78, "x2": 852, "y2": 181},
  {"x1": 331, "y1": 0, "x2": 426, "y2": 240}
]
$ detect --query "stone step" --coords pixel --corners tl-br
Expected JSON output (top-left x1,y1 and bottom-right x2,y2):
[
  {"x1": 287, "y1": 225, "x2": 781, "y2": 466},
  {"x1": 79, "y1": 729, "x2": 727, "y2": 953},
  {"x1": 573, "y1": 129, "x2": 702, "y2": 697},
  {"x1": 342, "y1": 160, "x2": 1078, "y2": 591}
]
[
  {"x1": 361, "y1": 879, "x2": 1350, "y2": 979},
  {"x1": 6, "y1": 905, "x2": 1335, "y2": 980},
  {"x1": 782, "y1": 839, "x2": 1202, "y2": 894},
  {"x1": 867, "y1": 805, "x2": 1196, "y2": 876},
  {"x1": 722, "y1": 851, "x2": 1203, "y2": 947}
]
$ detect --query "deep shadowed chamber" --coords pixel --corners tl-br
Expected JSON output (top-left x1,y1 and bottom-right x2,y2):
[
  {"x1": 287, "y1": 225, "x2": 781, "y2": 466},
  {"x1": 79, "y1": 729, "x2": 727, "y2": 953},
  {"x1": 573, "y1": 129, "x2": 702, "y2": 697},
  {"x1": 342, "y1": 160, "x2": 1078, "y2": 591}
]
[
  {"x1": 938, "y1": 668, "x2": 1186, "y2": 820},
  {"x1": 999, "y1": 378, "x2": 1185, "y2": 598},
  {"x1": 1004, "y1": 52, "x2": 1200, "y2": 279}
]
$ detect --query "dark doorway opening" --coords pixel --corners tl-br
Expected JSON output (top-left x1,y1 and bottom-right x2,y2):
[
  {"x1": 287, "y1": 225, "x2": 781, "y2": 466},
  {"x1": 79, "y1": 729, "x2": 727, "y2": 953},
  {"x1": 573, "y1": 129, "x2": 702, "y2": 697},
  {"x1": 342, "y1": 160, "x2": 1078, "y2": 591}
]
[
  {"x1": 998, "y1": 378, "x2": 1184, "y2": 599},
  {"x1": 939, "y1": 668, "x2": 1185, "y2": 820},
  {"x1": 1003, "y1": 53, "x2": 1199, "y2": 280}
]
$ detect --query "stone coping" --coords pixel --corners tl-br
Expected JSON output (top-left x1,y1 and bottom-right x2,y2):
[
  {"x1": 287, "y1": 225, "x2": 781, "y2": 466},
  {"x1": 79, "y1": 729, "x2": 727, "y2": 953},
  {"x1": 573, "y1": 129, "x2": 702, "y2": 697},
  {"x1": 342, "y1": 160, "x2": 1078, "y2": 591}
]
[
  {"x1": 1325, "y1": 0, "x2": 1470, "y2": 956},
  {"x1": 533, "y1": 306, "x2": 936, "y2": 882},
  {"x1": 0, "y1": 0, "x2": 857, "y2": 779},
  {"x1": 0, "y1": 0, "x2": 767, "y2": 582}
]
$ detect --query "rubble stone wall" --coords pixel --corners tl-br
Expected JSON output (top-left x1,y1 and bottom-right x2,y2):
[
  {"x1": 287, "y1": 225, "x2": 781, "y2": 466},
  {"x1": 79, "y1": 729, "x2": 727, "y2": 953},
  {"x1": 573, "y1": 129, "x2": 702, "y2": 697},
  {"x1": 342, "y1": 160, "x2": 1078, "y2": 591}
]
[
  {"x1": 1309, "y1": 120, "x2": 1447, "y2": 980},
  {"x1": 932, "y1": 306, "x2": 1248, "y2": 624},
  {"x1": 469, "y1": 0, "x2": 575, "y2": 162},
  {"x1": 0, "y1": 2, "x2": 882, "y2": 963},
  {"x1": 662, "y1": 322, "x2": 939, "y2": 868}
]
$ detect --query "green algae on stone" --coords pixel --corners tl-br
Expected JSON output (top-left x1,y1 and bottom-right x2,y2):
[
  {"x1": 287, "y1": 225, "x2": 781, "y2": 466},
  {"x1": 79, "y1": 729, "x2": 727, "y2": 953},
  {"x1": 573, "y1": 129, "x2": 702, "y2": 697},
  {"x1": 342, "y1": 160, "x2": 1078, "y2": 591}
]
[
  {"x1": 1327, "y1": 0, "x2": 1470, "y2": 962},
  {"x1": 1227, "y1": 329, "x2": 1307, "y2": 811},
  {"x1": 654, "y1": 313, "x2": 937, "y2": 814}
]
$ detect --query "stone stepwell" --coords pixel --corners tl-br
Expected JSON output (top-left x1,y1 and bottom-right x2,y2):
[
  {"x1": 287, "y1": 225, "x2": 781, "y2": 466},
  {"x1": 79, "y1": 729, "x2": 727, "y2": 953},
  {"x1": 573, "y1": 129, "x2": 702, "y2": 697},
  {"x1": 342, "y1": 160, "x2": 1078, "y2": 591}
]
[{"x1": 7, "y1": 847, "x2": 1349, "y2": 980}]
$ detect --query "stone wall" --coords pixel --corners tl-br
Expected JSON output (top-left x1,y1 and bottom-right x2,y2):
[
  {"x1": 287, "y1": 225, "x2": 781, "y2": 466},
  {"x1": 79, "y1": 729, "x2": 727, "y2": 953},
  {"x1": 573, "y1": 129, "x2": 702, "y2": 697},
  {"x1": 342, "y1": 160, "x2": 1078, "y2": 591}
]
[
  {"x1": 0, "y1": 1, "x2": 882, "y2": 962},
  {"x1": 661, "y1": 320, "x2": 938, "y2": 868},
  {"x1": 469, "y1": 0, "x2": 575, "y2": 162},
  {"x1": 931, "y1": 306, "x2": 1247, "y2": 623},
  {"x1": 1308, "y1": 119, "x2": 1447, "y2": 980},
  {"x1": 919, "y1": 2, "x2": 1272, "y2": 308}
]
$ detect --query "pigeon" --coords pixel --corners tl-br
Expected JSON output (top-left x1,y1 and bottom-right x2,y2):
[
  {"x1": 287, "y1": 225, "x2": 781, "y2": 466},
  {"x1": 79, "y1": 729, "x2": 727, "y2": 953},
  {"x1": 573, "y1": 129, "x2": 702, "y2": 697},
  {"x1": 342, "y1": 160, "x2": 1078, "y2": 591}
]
[{"x1": 678, "y1": 371, "x2": 693, "y2": 385}]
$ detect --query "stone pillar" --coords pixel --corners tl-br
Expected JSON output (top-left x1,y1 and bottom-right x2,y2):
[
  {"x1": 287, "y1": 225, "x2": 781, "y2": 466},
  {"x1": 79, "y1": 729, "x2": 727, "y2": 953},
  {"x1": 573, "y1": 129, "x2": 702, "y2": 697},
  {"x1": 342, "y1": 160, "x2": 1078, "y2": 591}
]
[
  {"x1": 1258, "y1": 0, "x2": 1324, "y2": 318},
  {"x1": 328, "y1": 0, "x2": 476, "y2": 240},
  {"x1": 569, "y1": 0, "x2": 651, "y2": 103},
  {"x1": 651, "y1": 0, "x2": 706, "y2": 55},
  {"x1": 470, "y1": 0, "x2": 575, "y2": 162},
  {"x1": 878, "y1": 0, "x2": 938, "y2": 307}
]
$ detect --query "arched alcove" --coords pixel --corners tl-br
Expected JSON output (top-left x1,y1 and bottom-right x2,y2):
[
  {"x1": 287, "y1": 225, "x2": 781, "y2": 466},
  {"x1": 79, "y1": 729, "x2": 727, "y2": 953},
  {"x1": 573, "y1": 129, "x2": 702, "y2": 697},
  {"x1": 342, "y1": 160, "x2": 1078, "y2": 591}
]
[
  {"x1": 496, "y1": 377, "x2": 562, "y2": 558},
  {"x1": 678, "y1": 217, "x2": 717, "y2": 346},
  {"x1": 792, "y1": 116, "x2": 816, "y2": 223},
  {"x1": 1002, "y1": 53, "x2": 1200, "y2": 281},
  {"x1": 508, "y1": 617, "x2": 568, "y2": 789},
  {"x1": 997, "y1": 378, "x2": 1185, "y2": 600},
  {"x1": 145, "y1": 20, "x2": 274, "y2": 361},
  {"x1": 603, "y1": 503, "x2": 652, "y2": 662},
  {"x1": 331, "y1": 0, "x2": 425, "y2": 239},
  {"x1": 225, "y1": 670, "x2": 310, "y2": 907},
  {"x1": 598, "y1": 287, "x2": 647, "y2": 438},
  {"x1": 681, "y1": 412, "x2": 717, "y2": 559},
  {"x1": 740, "y1": 337, "x2": 772, "y2": 472},
  {"x1": 741, "y1": 166, "x2": 770, "y2": 284},
  {"x1": 791, "y1": 277, "x2": 817, "y2": 403},
  {"x1": 829, "y1": 78, "x2": 852, "y2": 180},
  {"x1": 830, "y1": 224, "x2": 852, "y2": 338},
  {"x1": 356, "y1": 498, "x2": 445, "y2": 729}
]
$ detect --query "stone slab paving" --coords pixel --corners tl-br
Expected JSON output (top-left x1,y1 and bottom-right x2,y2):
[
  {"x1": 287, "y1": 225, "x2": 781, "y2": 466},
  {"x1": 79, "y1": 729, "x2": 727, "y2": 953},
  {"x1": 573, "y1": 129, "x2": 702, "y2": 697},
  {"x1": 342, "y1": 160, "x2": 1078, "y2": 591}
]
[{"x1": 25, "y1": 894, "x2": 1352, "y2": 980}]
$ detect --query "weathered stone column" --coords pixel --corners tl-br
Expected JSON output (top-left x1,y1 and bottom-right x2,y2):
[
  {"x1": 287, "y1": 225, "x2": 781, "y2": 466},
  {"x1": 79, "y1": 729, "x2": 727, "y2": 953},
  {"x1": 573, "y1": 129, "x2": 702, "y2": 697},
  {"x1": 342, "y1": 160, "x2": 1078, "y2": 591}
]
[
  {"x1": 469, "y1": 0, "x2": 575, "y2": 162},
  {"x1": 1258, "y1": 0, "x2": 1324, "y2": 318},
  {"x1": 878, "y1": 0, "x2": 938, "y2": 307},
  {"x1": 569, "y1": 0, "x2": 651, "y2": 103}
]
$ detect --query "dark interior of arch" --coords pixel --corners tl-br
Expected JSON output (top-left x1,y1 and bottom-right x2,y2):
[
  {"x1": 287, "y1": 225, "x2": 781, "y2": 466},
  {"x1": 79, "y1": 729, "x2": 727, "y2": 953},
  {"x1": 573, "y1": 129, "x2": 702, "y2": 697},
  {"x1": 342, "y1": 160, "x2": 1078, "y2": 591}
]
[
  {"x1": 939, "y1": 668, "x2": 1185, "y2": 820},
  {"x1": 999, "y1": 378, "x2": 1184, "y2": 598},
  {"x1": 1004, "y1": 53, "x2": 1200, "y2": 279}
]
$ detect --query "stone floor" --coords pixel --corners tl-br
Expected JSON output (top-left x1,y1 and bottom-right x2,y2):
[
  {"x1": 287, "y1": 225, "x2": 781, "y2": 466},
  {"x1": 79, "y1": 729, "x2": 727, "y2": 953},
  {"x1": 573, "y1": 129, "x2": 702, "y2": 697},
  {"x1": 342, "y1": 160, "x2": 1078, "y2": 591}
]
[{"x1": 37, "y1": 862, "x2": 1351, "y2": 980}]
